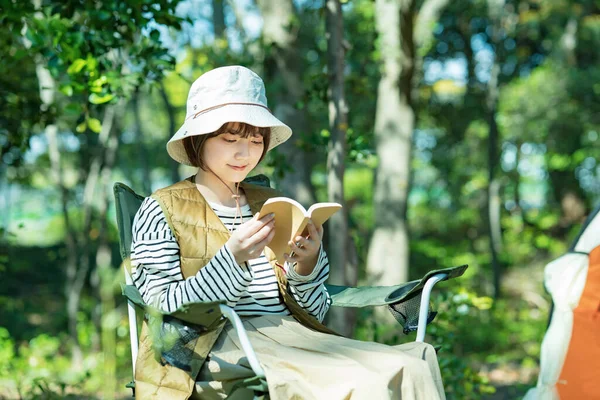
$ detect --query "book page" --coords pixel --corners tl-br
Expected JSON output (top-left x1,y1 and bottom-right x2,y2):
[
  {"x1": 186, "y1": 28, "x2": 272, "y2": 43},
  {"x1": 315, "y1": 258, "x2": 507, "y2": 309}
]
[
  {"x1": 306, "y1": 203, "x2": 343, "y2": 230},
  {"x1": 259, "y1": 198, "x2": 308, "y2": 264}
]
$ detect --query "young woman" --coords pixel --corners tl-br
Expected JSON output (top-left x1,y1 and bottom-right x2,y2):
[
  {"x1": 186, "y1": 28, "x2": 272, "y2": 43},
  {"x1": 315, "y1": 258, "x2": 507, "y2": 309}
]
[{"x1": 130, "y1": 65, "x2": 445, "y2": 400}]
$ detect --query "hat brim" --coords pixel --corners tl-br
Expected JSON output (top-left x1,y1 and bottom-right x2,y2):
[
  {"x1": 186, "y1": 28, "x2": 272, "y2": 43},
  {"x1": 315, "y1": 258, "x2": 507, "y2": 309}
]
[{"x1": 167, "y1": 103, "x2": 293, "y2": 166}]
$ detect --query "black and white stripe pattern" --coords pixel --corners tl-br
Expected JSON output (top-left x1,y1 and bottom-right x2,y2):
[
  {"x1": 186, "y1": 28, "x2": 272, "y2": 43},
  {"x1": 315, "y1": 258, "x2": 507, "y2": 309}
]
[
  {"x1": 287, "y1": 248, "x2": 331, "y2": 320},
  {"x1": 130, "y1": 197, "x2": 331, "y2": 321}
]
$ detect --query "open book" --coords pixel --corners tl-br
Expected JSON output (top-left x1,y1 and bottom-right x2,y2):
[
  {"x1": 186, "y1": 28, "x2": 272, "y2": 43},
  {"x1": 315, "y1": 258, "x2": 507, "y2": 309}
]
[{"x1": 257, "y1": 197, "x2": 342, "y2": 265}]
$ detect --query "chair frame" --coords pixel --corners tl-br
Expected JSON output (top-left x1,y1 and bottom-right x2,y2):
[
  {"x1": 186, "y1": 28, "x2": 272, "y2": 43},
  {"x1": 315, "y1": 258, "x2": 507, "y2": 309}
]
[
  {"x1": 123, "y1": 263, "x2": 447, "y2": 396},
  {"x1": 123, "y1": 263, "x2": 268, "y2": 386}
]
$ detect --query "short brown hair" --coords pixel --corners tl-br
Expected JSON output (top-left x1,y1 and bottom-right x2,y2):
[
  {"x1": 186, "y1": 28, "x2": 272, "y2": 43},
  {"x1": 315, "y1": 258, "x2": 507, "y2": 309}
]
[{"x1": 182, "y1": 122, "x2": 271, "y2": 170}]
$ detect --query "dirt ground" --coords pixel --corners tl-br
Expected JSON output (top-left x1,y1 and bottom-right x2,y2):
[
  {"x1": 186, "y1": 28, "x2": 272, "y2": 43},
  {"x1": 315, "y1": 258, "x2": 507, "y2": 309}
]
[{"x1": 481, "y1": 363, "x2": 537, "y2": 400}]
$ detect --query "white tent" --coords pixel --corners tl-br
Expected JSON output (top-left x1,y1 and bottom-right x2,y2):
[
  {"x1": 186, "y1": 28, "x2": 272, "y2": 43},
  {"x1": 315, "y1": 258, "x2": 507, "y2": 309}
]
[{"x1": 525, "y1": 204, "x2": 600, "y2": 399}]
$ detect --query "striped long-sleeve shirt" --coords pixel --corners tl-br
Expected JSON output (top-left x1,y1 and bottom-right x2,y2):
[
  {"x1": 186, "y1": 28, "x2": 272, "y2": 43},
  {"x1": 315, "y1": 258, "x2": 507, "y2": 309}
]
[{"x1": 130, "y1": 197, "x2": 331, "y2": 322}]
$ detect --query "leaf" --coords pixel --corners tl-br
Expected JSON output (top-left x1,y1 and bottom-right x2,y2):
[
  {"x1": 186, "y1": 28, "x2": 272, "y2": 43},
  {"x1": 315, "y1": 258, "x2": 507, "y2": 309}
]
[
  {"x1": 89, "y1": 93, "x2": 115, "y2": 104},
  {"x1": 548, "y1": 153, "x2": 571, "y2": 171},
  {"x1": 87, "y1": 118, "x2": 102, "y2": 133},
  {"x1": 67, "y1": 58, "x2": 87, "y2": 74},
  {"x1": 86, "y1": 55, "x2": 98, "y2": 71},
  {"x1": 76, "y1": 121, "x2": 87, "y2": 133},
  {"x1": 59, "y1": 85, "x2": 73, "y2": 97},
  {"x1": 91, "y1": 76, "x2": 108, "y2": 88},
  {"x1": 150, "y1": 29, "x2": 161, "y2": 41}
]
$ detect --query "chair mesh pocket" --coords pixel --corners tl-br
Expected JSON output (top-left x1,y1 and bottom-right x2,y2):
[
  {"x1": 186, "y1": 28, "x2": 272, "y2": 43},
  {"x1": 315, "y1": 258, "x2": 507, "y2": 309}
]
[
  {"x1": 387, "y1": 292, "x2": 437, "y2": 335},
  {"x1": 158, "y1": 316, "x2": 204, "y2": 371}
]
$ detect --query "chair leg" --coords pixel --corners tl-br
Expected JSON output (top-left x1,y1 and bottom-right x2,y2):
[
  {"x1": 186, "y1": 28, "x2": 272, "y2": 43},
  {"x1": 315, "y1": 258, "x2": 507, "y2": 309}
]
[
  {"x1": 125, "y1": 380, "x2": 135, "y2": 398},
  {"x1": 123, "y1": 264, "x2": 139, "y2": 394}
]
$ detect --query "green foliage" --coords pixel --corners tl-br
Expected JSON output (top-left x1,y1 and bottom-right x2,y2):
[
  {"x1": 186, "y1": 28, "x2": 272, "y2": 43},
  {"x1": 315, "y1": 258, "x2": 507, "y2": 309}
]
[
  {"x1": 0, "y1": 323, "x2": 132, "y2": 399},
  {"x1": 0, "y1": 327, "x2": 87, "y2": 398},
  {"x1": 0, "y1": 260, "x2": 132, "y2": 398},
  {"x1": 354, "y1": 279, "x2": 547, "y2": 400},
  {"x1": 428, "y1": 286, "x2": 548, "y2": 399},
  {"x1": 500, "y1": 61, "x2": 600, "y2": 209},
  {"x1": 354, "y1": 294, "x2": 497, "y2": 400},
  {"x1": 2, "y1": 0, "x2": 600, "y2": 397},
  {"x1": 0, "y1": 328, "x2": 15, "y2": 376},
  {"x1": 1, "y1": 0, "x2": 187, "y2": 169},
  {"x1": 0, "y1": 3, "x2": 42, "y2": 171}
]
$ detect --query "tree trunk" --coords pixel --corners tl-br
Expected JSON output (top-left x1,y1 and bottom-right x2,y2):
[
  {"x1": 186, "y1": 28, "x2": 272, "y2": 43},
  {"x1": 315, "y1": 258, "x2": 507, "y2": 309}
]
[
  {"x1": 226, "y1": 0, "x2": 250, "y2": 46},
  {"x1": 158, "y1": 81, "x2": 180, "y2": 184},
  {"x1": 25, "y1": 2, "x2": 86, "y2": 364},
  {"x1": 367, "y1": 0, "x2": 416, "y2": 287},
  {"x1": 0, "y1": 170, "x2": 11, "y2": 240},
  {"x1": 32, "y1": 55, "x2": 85, "y2": 367},
  {"x1": 413, "y1": 0, "x2": 450, "y2": 77},
  {"x1": 97, "y1": 116, "x2": 119, "y2": 400},
  {"x1": 132, "y1": 89, "x2": 152, "y2": 194},
  {"x1": 212, "y1": 0, "x2": 226, "y2": 40},
  {"x1": 67, "y1": 106, "x2": 117, "y2": 363},
  {"x1": 486, "y1": 77, "x2": 502, "y2": 298},
  {"x1": 256, "y1": 0, "x2": 316, "y2": 206},
  {"x1": 486, "y1": 0, "x2": 505, "y2": 299},
  {"x1": 46, "y1": 123, "x2": 84, "y2": 367},
  {"x1": 325, "y1": 0, "x2": 356, "y2": 337},
  {"x1": 559, "y1": 17, "x2": 578, "y2": 67},
  {"x1": 547, "y1": 17, "x2": 587, "y2": 228},
  {"x1": 90, "y1": 109, "x2": 122, "y2": 357}
]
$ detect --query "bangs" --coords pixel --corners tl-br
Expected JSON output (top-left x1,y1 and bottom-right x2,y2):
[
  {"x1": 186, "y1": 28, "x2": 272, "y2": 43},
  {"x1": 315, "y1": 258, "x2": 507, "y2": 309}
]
[
  {"x1": 183, "y1": 122, "x2": 271, "y2": 170},
  {"x1": 216, "y1": 122, "x2": 269, "y2": 138}
]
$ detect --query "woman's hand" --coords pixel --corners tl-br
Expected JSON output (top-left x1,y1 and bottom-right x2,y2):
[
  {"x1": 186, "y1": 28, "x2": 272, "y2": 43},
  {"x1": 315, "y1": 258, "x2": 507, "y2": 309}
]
[
  {"x1": 284, "y1": 220, "x2": 324, "y2": 276},
  {"x1": 227, "y1": 213, "x2": 276, "y2": 264}
]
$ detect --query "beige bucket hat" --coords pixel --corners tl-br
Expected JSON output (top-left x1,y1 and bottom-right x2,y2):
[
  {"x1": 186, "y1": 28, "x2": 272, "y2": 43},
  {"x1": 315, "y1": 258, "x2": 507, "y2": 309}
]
[{"x1": 167, "y1": 65, "x2": 293, "y2": 165}]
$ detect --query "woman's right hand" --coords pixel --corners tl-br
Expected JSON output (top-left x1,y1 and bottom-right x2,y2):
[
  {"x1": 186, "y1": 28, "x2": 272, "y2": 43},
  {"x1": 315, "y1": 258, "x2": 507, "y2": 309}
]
[{"x1": 227, "y1": 213, "x2": 276, "y2": 264}]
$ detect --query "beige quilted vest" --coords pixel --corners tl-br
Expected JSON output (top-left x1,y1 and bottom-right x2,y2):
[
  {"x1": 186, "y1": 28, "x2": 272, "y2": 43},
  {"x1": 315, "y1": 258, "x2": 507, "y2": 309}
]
[{"x1": 134, "y1": 178, "x2": 337, "y2": 400}]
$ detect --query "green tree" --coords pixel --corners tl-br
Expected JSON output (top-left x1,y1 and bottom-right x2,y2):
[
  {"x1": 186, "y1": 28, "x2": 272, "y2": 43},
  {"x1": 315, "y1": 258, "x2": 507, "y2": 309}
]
[
  {"x1": 367, "y1": 0, "x2": 450, "y2": 290},
  {"x1": 3, "y1": 0, "x2": 186, "y2": 366}
]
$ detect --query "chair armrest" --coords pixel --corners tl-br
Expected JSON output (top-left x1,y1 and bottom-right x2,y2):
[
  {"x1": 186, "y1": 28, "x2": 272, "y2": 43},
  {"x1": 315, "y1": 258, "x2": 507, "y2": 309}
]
[
  {"x1": 121, "y1": 283, "x2": 226, "y2": 328},
  {"x1": 122, "y1": 283, "x2": 147, "y2": 308},
  {"x1": 326, "y1": 264, "x2": 468, "y2": 308},
  {"x1": 416, "y1": 273, "x2": 447, "y2": 342}
]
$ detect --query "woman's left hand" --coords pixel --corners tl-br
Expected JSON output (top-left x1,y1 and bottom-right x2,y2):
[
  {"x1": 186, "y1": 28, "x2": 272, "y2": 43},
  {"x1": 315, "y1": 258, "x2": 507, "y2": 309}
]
[{"x1": 284, "y1": 220, "x2": 324, "y2": 276}]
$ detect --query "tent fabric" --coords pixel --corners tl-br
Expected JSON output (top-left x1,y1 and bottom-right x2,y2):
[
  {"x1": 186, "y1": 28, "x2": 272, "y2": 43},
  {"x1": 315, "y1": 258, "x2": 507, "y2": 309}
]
[
  {"x1": 572, "y1": 205, "x2": 600, "y2": 253},
  {"x1": 525, "y1": 206, "x2": 600, "y2": 400},
  {"x1": 556, "y1": 246, "x2": 600, "y2": 399},
  {"x1": 524, "y1": 254, "x2": 588, "y2": 400}
]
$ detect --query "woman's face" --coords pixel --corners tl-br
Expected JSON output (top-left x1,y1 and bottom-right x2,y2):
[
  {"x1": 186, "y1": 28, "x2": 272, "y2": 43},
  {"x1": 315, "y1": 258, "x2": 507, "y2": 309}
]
[{"x1": 201, "y1": 122, "x2": 265, "y2": 184}]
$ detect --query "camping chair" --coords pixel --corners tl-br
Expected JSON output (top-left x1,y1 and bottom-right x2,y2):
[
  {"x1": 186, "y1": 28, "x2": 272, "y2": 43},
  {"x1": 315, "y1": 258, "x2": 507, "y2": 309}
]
[{"x1": 113, "y1": 178, "x2": 468, "y2": 398}]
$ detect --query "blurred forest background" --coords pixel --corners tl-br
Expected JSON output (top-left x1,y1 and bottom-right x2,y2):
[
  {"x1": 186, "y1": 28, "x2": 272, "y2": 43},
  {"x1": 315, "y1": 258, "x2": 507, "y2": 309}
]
[{"x1": 1, "y1": 0, "x2": 599, "y2": 399}]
